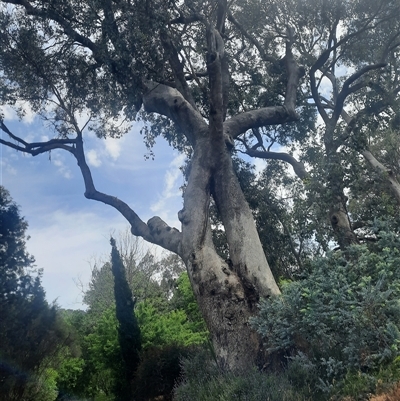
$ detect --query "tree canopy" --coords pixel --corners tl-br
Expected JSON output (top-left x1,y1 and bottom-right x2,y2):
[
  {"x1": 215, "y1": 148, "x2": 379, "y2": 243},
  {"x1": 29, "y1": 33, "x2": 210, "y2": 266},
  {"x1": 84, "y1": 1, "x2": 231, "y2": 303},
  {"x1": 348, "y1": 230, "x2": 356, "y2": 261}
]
[{"x1": 1, "y1": 0, "x2": 400, "y2": 369}]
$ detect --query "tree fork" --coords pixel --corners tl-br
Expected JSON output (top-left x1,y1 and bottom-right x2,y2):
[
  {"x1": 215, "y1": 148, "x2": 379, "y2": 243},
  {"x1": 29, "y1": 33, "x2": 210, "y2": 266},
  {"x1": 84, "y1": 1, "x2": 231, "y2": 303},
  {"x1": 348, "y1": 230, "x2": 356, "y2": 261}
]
[{"x1": 179, "y1": 139, "x2": 270, "y2": 369}]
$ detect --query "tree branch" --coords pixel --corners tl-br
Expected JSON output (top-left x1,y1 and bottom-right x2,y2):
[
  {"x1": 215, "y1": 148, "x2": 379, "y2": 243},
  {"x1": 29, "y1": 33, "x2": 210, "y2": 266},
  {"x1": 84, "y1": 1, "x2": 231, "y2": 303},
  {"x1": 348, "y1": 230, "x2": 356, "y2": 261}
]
[
  {"x1": 0, "y1": 120, "x2": 77, "y2": 155},
  {"x1": 142, "y1": 80, "x2": 208, "y2": 146},
  {"x1": 1, "y1": 119, "x2": 183, "y2": 254},
  {"x1": 339, "y1": 100, "x2": 400, "y2": 206},
  {"x1": 333, "y1": 62, "x2": 387, "y2": 122},
  {"x1": 206, "y1": 25, "x2": 225, "y2": 140},
  {"x1": 160, "y1": 35, "x2": 197, "y2": 109},
  {"x1": 223, "y1": 29, "x2": 303, "y2": 140},
  {"x1": 284, "y1": 27, "x2": 305, "y2": 115},
  {"x1": 309, "y1": 12, "x2": 389, "y2": 125},
  {"x1": 4, "y1": 0, "x2": 99, "y2": 56},
  {"x1": 246, "y1": 148, "x2": 307, "y2": 180},
  {"x1": 227, "y1": 11, "x2": 276, "y2": 63},
  {"x1": 223, "y1": 106, "x2": 294, "y2": 140},
  {"x1": 73, "y1": 134, "x2": 183, "y2": 254},
  {"x1": 361, "y1": 149, "x2": 400, "y2": 205}
]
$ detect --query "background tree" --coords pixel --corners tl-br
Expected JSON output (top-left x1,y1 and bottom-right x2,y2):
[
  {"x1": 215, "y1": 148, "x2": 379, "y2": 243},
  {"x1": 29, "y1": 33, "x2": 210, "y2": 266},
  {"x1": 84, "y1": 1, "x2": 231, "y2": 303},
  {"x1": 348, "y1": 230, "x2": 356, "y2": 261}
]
[
  {"x1": 0, "y1": 186, "x2": 70, "y2": 401},
  {"x1": 56, "y1": 231, "x2": 205, "y2": 400},
  {"x1": 110, "y1": 237, "x2": 141, "y2": 401},
  {"x1": 1, "y1": 0, "x2": 400, "y2": 369}
]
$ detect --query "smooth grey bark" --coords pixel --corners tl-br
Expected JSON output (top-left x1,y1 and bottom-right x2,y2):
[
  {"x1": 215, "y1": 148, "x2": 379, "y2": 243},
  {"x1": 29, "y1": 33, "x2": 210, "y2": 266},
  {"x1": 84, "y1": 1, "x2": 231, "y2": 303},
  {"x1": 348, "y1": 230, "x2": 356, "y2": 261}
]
[
  {"x1": 361, "y1": 150, "x2": 400, "y2": 205},
  {"x1": 178, "y1": 139, "x2": 266, "y2": 369}
]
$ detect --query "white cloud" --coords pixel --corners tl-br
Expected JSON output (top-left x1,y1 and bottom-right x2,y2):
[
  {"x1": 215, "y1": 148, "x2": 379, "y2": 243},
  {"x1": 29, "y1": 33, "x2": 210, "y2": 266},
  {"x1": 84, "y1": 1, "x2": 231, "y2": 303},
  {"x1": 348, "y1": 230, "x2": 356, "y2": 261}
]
[
  {"x1": 0, "y1": 159, "x2": 17, "y2": 177},
  {"x1": 1, "y1": 105, "x2": 17, "y2": 121},
  {"x1": 51, "y1": 152, "x2": 73, "y2": 179},
  {"x1": 87, "y1": 149, "x2": 102, "y2": 167},
  {"x1": 105, "y1": 137, "x2": 122, "y2": 160},
  {"x1": 148, "y1": 153, "x2": 185, "y2": 228},
  {"x1": 27, "y1": 209, "x2": 129, "y2": 309},
  {"x1": 253, "y1": 158, "x2": 266, "y2": 177}
]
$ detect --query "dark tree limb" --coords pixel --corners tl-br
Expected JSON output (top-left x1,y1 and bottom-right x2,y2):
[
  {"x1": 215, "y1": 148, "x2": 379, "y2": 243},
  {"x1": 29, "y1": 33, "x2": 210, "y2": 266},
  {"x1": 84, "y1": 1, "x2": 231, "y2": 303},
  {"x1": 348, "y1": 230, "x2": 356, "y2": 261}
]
[
  {"x1": 0, "y1": 121, "x2": 183, "y2": 255},
  {"x1": 284, "y1": 27, "x2": 305, "y2": 115},
  {"x1": 309, "y1": 10, "x2": 390, "y2": 125},
  {"x1": 224, "y1": 106, "x2": 293, "y2": 139},
  {"x1": 206, "y1": 26, "x2": 225, "y2": 141},
  {"x1": 3, "y1": 0, "x2": 99, "y2": 56},
  {"x1": 0, "y1": 120, "x2": 76, "y2": 155},
  {"x1": 333, "y1": 62, "x2": 387, "y2": 122}
]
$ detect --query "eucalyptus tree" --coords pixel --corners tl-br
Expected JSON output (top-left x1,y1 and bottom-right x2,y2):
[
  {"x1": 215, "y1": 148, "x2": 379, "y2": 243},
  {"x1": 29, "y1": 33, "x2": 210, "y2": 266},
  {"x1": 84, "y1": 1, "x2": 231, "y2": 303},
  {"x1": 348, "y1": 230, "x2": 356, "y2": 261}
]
[
  {"x1": 287, "y1": 0, "x2": 400, "y2": 248},
  {"x1": 1, "y1": 0, "x2": 400, "y2": 369}
]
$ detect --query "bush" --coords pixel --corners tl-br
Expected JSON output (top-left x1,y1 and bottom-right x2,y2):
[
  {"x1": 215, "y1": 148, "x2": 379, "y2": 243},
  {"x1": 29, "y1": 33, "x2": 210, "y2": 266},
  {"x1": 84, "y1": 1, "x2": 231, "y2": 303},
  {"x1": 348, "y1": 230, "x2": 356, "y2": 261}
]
[
  {"x1": 136, "y1": 302, "x2": 208, "y2": 348},
  {"x1": 251, "y1": 222, "x2": 400, "y2": 397},
  {"x1": 133, "y1": 344, "x2": 195, "y2": 401},
  {"x1": 174, "y1": 348, "x2": 307, "y2": 401}
]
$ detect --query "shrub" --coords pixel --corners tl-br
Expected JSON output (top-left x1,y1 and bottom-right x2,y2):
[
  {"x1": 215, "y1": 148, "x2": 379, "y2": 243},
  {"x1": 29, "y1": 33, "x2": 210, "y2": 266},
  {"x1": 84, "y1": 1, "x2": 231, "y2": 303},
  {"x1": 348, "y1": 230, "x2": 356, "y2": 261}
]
[
  {"x1": 133, "y1": 344, "x2": 195, "y2": 401},
  {"x1": 174, "y1": 348, "x2": 307, "y2": 401},
  {"x1": 251, "y1": 222, "x2": 400, "y2": 397}
]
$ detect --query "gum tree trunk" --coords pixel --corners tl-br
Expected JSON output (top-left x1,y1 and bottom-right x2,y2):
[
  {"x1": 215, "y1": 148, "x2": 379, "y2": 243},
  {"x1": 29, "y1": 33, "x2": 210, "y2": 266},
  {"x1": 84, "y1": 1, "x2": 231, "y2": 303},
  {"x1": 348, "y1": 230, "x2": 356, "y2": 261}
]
[{"x1": 179, "y1": 137, "x2": 280, "y2": 369}]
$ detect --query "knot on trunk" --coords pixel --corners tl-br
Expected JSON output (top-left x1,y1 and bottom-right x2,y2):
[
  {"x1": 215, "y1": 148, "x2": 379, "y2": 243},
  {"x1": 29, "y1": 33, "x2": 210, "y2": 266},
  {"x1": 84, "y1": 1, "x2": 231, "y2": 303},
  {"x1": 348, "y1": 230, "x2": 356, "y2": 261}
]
[{"x1": 178, "y1": 208, "x2": 190, "y2": 225}]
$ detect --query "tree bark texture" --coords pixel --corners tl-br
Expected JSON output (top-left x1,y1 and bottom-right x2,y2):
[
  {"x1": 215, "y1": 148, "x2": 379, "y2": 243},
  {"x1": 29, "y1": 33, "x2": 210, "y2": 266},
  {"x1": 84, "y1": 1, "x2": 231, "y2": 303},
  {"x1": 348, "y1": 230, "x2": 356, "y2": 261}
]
[
  {"x1": 178, "y1": 137, "x2": 280, "y2": 370},
  {"x1": 325, "y1": 142, "x2": 359, "y2": 250}
]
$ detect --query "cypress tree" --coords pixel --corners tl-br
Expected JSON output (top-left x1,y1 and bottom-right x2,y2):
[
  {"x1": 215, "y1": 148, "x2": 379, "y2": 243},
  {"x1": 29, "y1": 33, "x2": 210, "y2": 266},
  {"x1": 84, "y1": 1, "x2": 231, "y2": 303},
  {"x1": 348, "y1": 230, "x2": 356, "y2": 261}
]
[{"x1": 110, "y1": 237, "x2": 141, "y2": 400}]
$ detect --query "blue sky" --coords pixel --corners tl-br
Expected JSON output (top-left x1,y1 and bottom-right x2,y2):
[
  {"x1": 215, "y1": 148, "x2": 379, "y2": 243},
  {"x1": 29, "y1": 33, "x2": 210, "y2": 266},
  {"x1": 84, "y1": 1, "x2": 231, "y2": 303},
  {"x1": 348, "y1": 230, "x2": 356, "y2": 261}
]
[{"x1": 1, "y1": 105, "x2": 187, "y2": 310}]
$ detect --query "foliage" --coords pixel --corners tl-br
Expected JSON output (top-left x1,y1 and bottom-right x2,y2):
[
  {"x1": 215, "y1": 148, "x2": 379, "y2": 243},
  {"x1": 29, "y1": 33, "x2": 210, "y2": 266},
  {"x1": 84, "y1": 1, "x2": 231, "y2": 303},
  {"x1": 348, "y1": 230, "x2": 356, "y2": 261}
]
[
  {"x1": 55, "y1": 308, "x2": 119, "y2": 401},
  {"x1": 170, "y1": 272, "x2": 208, "y2": 335},
  {"x1": 133, "y1": 344, "x2": 195, "y2": 401},
  {"x1": 56, "y1": 356, "x2": 86, "y2": 400},
  {"x1": 252, "y1": 221, "x2": 400, "y2": 397},
  {"x1": 57, "y1": 234, "x2": 200, "y2": 400},
  {"x1": 83, "y1": 237, "x2": 183, "y2": 319},
  {"x1": 328, "y1": 358, "x2": 400, "y2": 401},
  {"x1": 83, "y1": 261, "x2": 115, "y2": 321},
  {"x1": 82, "y1": 308, "x2": 121, "y2": 399},
  {"x1": 137, "y1": 301, "x2": 208, "y2": 349},
  {"x1": 0, "y1": 186, "x2": 71, "y2": 401},
  {"x1": 135, "y1": 268, "x2": 208, "y2": 350},
  {"x1": 0, "y1": 186, "x2": 34, "y2": 279},
  {"x1": 174, "y1": 348, "x2": 306, "y2": 401}
]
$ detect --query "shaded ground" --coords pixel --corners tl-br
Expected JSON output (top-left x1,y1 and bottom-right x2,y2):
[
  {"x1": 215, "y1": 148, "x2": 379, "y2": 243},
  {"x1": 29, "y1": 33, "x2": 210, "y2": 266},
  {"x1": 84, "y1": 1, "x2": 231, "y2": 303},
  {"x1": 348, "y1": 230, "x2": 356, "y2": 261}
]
[{"x1": 369, "y1": 383, "x2": 400, "y2": 401}]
